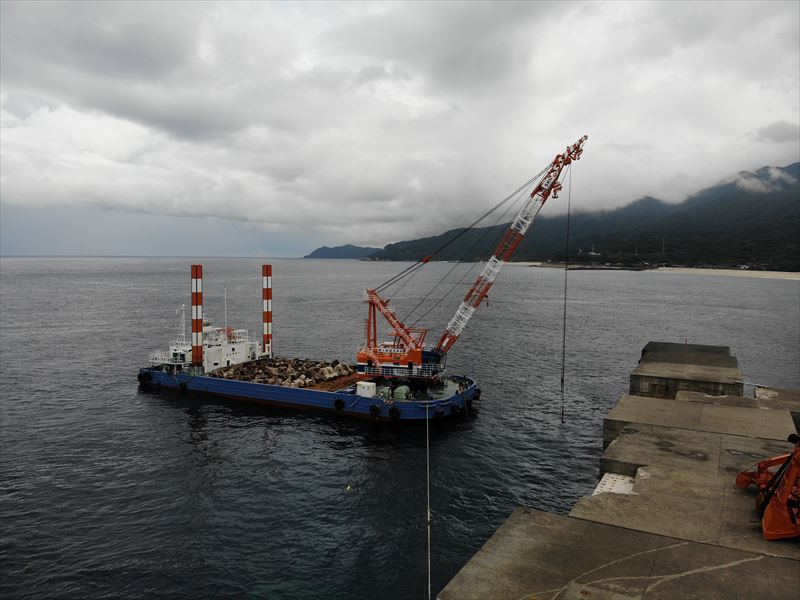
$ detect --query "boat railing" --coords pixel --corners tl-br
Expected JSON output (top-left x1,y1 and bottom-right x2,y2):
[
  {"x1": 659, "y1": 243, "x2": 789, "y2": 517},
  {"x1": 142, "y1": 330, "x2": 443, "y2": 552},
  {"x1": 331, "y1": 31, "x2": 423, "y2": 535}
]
[
  {"x1": 149, "y1": 350, "x2": 187, "y2": 365},
  {"x1": 168, "y1": 340, "x2": 191, "y2": 350},
  {"x1": 360, "y1": 363, "x2": 444, "y2": 378},
  {"x1": 203, "y1": 328, "x2": 255, "y2": 345}
]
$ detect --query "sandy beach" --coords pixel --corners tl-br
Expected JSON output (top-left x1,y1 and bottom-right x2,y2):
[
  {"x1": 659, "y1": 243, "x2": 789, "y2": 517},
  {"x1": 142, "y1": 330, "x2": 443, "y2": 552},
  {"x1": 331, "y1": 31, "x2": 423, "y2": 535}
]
[
  {"x1": 653, "y1": 267, "x2": 799, "y2": 280},
  {"x1": 653, "y1": 267, "x2": 800, "y2": 281},
  {"x1": 506, "y1": 262, "x2": 799, "y2": 280},
  {"x1": 506, "y1": 261, "x2": 546, "y2": 267}
]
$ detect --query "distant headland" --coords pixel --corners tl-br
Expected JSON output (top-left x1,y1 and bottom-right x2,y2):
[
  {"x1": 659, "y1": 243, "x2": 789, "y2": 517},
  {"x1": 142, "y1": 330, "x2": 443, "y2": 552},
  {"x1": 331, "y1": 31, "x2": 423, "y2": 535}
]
[{"x1": 303, "y1": 244, "x2": 381, "y2": 259}]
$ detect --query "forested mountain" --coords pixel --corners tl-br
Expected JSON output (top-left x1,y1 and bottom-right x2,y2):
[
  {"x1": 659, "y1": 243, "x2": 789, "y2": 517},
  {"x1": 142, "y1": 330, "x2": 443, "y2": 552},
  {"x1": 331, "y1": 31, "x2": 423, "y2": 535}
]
[{"x1": 365, "y1": 163, "x2": 799, "y2": 270}]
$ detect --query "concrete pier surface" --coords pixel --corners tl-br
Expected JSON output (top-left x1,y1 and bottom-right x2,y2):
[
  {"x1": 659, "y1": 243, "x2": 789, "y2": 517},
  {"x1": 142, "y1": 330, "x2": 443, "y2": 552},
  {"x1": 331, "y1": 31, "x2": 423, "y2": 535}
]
[
  {"x1": 440, "y1": 508, "x2": 798, "y2": 600},
  {"x1": 439, "y1": 343, "x2": 799, "y2": 600}
]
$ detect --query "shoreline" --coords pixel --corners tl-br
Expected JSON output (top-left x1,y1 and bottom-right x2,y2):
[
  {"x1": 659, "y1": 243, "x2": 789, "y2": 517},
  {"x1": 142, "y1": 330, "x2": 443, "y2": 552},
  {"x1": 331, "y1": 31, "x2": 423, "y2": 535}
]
[{"x1": 506, "y1": 261, "x2": 799, "y2": 280}]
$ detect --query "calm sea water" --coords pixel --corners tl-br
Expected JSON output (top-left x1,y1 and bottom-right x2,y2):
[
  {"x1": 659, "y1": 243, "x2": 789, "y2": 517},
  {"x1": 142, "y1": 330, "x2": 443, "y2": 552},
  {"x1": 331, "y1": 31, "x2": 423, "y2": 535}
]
[{"x1": 1, "y1": 257, "x2": 798, "y2": 599}]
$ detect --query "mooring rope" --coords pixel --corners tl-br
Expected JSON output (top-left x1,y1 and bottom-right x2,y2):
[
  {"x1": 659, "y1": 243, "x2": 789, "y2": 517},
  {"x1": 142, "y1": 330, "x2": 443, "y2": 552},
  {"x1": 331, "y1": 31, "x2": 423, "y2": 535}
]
[{"x1": 425, "y1": 400, "x2": 432, "y2": 599}]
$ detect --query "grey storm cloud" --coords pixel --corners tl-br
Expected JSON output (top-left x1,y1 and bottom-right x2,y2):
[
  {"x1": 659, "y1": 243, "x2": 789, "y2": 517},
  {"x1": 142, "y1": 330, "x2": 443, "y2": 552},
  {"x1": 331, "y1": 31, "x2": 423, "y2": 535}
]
[{"x1": 1, "y1": 0, "x2": 798, "y2": 253}]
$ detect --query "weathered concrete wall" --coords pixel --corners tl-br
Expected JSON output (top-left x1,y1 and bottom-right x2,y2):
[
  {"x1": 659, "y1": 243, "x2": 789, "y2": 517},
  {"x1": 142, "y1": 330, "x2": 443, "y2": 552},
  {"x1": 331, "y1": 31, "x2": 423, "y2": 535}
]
[
  {"x1": 630, "y1": 373, "x2": 743, "y2": 398},
  {"x1": 630, "y1": 342, "x2": 744, "y2": 398}
]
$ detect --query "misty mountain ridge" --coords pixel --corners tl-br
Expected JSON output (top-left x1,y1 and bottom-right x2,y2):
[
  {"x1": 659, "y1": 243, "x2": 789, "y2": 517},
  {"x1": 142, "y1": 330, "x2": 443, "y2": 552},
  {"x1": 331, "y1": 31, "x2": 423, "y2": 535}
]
[{"x1": 358, "y1": 163, "x2": 799, "y2": 270}]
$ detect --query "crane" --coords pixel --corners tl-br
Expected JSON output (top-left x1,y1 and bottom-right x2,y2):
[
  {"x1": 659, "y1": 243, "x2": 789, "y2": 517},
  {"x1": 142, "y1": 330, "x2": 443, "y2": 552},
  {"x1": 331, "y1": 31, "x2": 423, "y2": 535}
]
[
  {"x1": 355, "y1": 135, "x2": 588, "y2": 381},
  {"x1": 736, "y1": 434, "x2": 800, "y2": 540}
]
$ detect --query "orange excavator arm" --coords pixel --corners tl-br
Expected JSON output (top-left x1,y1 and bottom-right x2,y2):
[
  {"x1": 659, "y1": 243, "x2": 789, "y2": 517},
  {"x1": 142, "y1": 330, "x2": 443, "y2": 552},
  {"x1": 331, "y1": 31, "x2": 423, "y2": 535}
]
[{"x1": 735, "y1": 433, "x2": 800, "y2": 540}]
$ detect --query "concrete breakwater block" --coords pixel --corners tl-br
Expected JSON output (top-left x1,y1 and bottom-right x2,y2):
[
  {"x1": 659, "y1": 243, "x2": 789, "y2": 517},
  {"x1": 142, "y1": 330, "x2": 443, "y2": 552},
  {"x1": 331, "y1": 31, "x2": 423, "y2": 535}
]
[
  {"x1": 604, "y1": 394, "x2": 796, "y2": 448},
  {"x1": 630, "y1": 342, "x2": 743, "y2": 398}
]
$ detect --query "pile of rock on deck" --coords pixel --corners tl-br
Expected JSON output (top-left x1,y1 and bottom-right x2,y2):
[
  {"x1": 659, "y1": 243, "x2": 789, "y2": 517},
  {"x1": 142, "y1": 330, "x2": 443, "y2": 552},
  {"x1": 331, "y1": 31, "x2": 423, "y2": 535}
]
[{"x1": 210, "y1": 357, "x2": 356, "y2": 388}]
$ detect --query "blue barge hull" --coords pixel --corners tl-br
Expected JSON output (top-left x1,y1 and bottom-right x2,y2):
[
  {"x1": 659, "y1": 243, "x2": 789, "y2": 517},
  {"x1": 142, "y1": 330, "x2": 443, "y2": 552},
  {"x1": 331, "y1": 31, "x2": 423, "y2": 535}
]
[{"x1": 137, "y1": 367, "x2": 479, "y2": 421}]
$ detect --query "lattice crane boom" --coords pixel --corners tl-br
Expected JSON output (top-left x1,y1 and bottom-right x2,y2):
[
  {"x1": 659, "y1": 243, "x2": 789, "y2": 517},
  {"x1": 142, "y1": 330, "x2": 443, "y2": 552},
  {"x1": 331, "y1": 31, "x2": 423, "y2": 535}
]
[{"x1": 435, "y1": 135, "x2": 588, "y2": 353}]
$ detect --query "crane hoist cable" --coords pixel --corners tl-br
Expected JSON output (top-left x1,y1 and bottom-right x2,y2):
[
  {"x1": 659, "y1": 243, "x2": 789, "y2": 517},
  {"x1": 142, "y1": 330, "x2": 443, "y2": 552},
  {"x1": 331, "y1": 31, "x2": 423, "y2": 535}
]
[
  {"x1": 374, "y1": 169, "x2": 547, "y2": 295},
  {"x1": 402, "y1": 182, "x2": 531, "y2": 323},
  {"x1": 374, "y1": 260, "x2": 429, "y2": 296},
  {"x1": 374, "y1": 186, "x2": 526, "y2": 295},
  {"x1": 407, "y1": 185, "x2": 533, "y2": 327},
  {"x1": 560, "y1": 165, "x2": 573, "y2": 424},
  {"x1": 386, "y1": 262, "x2": 421, "y2": 300},
  {"x1": 435, "y1": 136, "x2": 588, "y2": 354}
]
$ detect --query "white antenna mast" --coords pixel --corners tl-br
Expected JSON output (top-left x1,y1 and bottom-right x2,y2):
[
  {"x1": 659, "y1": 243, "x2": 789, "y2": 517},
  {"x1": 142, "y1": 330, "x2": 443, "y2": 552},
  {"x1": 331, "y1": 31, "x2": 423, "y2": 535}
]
[
  {"x1": 224, "y1": 287, "x2": 228, "y2": 330},
  {"x1": 177, "y1": 304, "x2": 187, "y2": 344}
]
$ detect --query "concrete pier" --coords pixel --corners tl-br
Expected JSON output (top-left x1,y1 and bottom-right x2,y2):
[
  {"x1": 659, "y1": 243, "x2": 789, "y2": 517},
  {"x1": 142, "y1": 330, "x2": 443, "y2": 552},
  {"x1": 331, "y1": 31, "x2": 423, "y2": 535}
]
[
  {"x1": 630, "y1": 342, "x2": 744, "y2": 398},
  {"x1": 439, "y1": 342, "x2": 799, "y2": 600}
]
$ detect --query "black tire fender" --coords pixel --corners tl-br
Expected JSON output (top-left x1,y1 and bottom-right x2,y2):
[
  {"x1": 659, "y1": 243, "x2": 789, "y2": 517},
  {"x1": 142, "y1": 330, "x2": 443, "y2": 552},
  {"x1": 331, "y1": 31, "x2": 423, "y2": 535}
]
[{"x1": 334, "y1": 398, "x2": 345, "y2": 411}]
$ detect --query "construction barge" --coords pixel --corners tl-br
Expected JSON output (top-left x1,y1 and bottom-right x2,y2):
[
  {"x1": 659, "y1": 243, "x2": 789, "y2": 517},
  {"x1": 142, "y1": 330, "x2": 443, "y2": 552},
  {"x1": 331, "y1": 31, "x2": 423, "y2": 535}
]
[
  {"x1": 137, "y1": 265, "x2": 479, "y2": 421},
  {"x1": 138, "y1": 137, "x2": 589, "y2": 422}
]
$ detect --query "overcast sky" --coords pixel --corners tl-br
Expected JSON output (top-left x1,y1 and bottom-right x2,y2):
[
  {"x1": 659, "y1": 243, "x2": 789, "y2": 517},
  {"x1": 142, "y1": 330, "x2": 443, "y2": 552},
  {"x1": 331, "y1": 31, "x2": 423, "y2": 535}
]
[{"x1": 1, "y1": 1, "x2": 798, "y2": 256}]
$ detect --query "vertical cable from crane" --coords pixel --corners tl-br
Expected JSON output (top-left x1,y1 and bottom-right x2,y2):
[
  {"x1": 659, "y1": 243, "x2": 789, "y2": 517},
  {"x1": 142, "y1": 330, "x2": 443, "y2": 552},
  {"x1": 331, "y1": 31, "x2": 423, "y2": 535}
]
[
  {"x1": 560, "y1": 166, "x2": 572, "y2": 425},
  {"x1": 425, "y1": 400, "x2": 431, "y2": 600}
]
